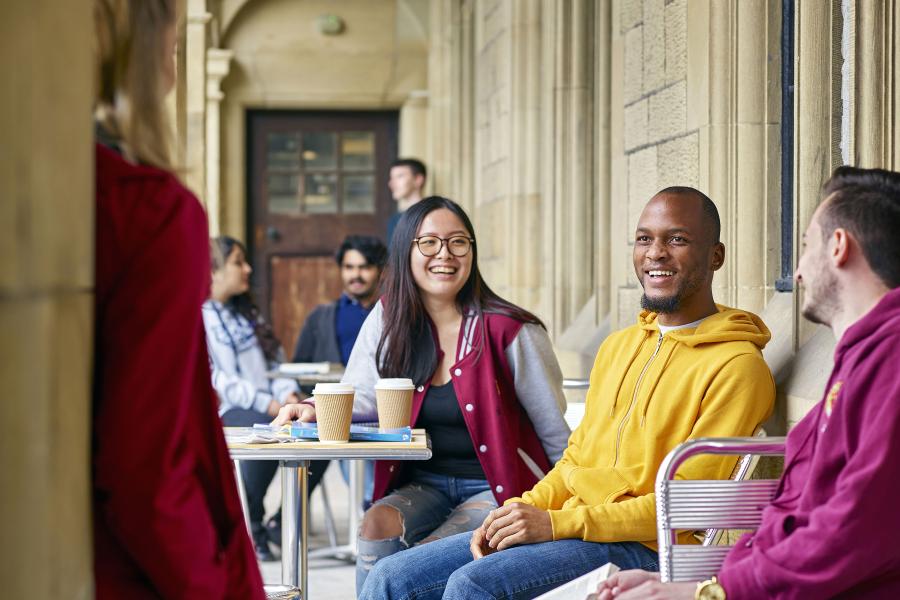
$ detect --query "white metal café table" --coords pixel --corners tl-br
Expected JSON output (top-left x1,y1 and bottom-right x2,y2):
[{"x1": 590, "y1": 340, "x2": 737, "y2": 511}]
[{"x1": 227, "y1": 429, "x2": 432, "y2": 598}]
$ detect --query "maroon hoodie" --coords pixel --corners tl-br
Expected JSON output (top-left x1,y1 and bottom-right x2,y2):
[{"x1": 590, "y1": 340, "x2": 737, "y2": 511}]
[{"x1": 719, "y1": 287, "x2": 900, "y2": 599}]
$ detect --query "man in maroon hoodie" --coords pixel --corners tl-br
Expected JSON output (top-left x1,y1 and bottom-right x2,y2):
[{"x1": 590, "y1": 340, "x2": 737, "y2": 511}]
[{"x1": 597, "y1": 166, "x2": 900, "y2": 600}]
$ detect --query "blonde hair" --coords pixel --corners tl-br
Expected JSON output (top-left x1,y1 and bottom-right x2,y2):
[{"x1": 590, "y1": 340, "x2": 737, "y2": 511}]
[{"x1": 94, "y1": 0, "x2": 177, "y2": 170}]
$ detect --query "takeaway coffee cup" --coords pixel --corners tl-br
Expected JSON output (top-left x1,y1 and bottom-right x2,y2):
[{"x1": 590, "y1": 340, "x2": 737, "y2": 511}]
[
  {"x1": 312, "y1": 382, "x2": 355, "y2": 443},
  {"x1": 374, "y1": 378, "x2": 415, "y2": 430}
]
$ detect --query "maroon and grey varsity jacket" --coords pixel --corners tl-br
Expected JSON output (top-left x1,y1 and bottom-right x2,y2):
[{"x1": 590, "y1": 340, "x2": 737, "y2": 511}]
[{"x1": 340, "y1": 301, "x2": 571, "y2": 505}]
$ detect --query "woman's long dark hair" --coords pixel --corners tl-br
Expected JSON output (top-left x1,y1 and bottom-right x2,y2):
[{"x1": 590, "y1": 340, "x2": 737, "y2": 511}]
[
  {"x1": 211, "y1": 236, "x2": 283, "y2": 363},
  {"x1": 377, "y1": 196, "x2": 544, "y2": 385}
]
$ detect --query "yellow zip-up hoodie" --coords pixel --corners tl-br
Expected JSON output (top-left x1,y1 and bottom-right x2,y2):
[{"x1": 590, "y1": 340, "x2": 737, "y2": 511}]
[{"x1": 506, "y1": 305, "x2": 775, "y2": 548}]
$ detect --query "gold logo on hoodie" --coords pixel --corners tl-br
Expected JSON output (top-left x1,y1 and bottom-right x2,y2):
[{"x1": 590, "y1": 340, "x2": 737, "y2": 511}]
[{"x1": 825, "y1": 381, "x2": 843, "y2": 417}]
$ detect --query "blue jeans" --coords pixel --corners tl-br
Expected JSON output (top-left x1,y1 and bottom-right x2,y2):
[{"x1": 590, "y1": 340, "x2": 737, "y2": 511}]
[
  {"x1": 356, "y1": 469, "x2": 497, "y2": 594},
  {"x1": 358, "y1": 530, "x2": 659, "y2": 600}
]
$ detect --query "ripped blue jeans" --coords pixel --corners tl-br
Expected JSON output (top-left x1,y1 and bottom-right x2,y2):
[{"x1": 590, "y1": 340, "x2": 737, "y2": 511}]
[{"x1": 356, "y1": 468, "x2": 496, "y2": 595}]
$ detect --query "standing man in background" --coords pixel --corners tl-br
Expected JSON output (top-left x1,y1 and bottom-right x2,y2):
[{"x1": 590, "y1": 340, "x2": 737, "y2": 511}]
[{"x1": 386, "y1": 158, "x2": 427, "y2": 245}]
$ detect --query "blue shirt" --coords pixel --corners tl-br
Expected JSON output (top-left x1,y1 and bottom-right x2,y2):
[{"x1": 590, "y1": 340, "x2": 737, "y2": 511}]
[{"x1": 335, "y1": 293, "x2": 374, "y2": 365}]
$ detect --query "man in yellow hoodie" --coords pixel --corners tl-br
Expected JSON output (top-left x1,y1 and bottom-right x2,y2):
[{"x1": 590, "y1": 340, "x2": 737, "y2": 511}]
[{"x1": 357, "y1": 188, "x2": 776, "y2": 600}]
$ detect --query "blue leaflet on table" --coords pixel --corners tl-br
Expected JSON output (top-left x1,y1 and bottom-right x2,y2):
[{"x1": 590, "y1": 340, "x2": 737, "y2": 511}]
[{"x1": 289, "y1": 422, "x2": 412, "y2": 442}]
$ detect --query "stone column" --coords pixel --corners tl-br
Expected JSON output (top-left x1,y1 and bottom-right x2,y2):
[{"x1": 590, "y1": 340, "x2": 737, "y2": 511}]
[
  {"x1": 427, "y1": 0, "x2": 461, "y2": 202},
  {"x1": 548, "y1": 0, "x2": 595, "y2": 333},
  {"x1": 399, "y1": 90, "x2": 430, "y2": 184},
  {"x1": 185, "y1": 0, "x2": 211, "y2": 199},
  {"x1": 594, "y1": 0, "x2": 612, "y2": 323},
  {"x1": 705, "y1": 0, "x2": 781, "y2": 314},
  {"x1": 0, "y1": 1, "x2": 93, "y2": 597},
  {"x1": 427, "y1": 0, "x2": 475, "y2": 207},
  {"x1": 854, "y1": 0, "x2": 900, "y2": 170},
  {"x1": 508, "y1": 0, "x2": 544, "y2": 313},
  {"x1": 794, "y1": 0, "x2": 842, "y2": 347},
  {"x1": 205, "y1": 48, "x2": 233, "y2": 237}
]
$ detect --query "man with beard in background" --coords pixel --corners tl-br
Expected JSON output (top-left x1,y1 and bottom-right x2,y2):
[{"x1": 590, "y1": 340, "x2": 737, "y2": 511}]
[{"x1": 293, "y1": 235, "x2": 387, "y2": 367}]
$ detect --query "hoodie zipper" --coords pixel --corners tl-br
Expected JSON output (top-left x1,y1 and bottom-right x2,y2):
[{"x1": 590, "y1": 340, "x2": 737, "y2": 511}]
[{"x1": 613, "y1": 332, "x2": 664, "y2": 466}]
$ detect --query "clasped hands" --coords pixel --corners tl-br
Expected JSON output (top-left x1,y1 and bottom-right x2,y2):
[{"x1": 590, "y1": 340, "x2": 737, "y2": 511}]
[{"x1": 469, "y1": 502, "x2": 553, "y2": 559}]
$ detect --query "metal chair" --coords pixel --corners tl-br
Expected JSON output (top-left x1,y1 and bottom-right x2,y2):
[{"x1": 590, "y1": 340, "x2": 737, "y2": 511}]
[{"x1": 655, "y1": 434, "x2": 786, "y2": 582}]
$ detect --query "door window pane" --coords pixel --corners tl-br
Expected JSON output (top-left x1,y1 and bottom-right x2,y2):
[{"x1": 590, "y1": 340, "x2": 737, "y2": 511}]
[
  {"x1": 342, "y1": 131, "x2": 375, "y2": 170},
  {"x1": 267, "y1": 173, "x2": 299, "y2": 214},
  {"x1": 303, "y1": 173, "x2": 338, "y2": 213},
  {"x1": 266, "y1": 133, "x2": 300, "y2": 171},
  {"x1": 343, "y1": 175, "x2": 376, "y2": 214},
  {"x1": 301, "y1": 132, "x2": 338, "y2": 170}
]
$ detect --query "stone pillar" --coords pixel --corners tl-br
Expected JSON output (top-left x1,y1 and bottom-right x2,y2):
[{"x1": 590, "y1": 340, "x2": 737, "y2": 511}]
[
  {"x1": 703, "y1": 0, "x2": 781, "y2": 314},
  {"x1": 399, "y1": 90, "x2": 430, "y2": 189},
  {"x1": 508, "y1": 0, "x2": 544, "y2": 314},
  {"x1": 185, "y1": 0, "x2": 211, "y2": 199},
  {"x1": 427, "y1": 1, "x2": 460, "y2": 202},
  {"x1": 205, "y1": 48, "x2": 233, "y2": 237},
  {"x1": 547, "y1": 0, "x2": 595, "y2": 333},
  {"x1": 594, "y1": 0, "x2": 612, "y2": 323},
  {"x1": 794, "y1": 0, "x2": 842, "y2": 347},
  {"x1": 427, "y1": 0, "x2": 475, "y2": 207},
  {"x1": 0, "y1": 1, "x2": 94, "y2": 597},
  {"x1": 854, "y1": 0, "x2": 900, "y2": 170}
]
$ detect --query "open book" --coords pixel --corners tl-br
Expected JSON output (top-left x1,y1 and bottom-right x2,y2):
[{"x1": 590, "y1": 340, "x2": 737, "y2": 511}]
[{"x1": 534, "y1": 562, "x2": 620, "y2": 600}]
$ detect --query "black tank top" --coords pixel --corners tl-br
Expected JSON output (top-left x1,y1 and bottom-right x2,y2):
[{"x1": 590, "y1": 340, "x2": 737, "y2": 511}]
[{"x1": 416, "y1": 382, "x2": 486, "y2": 480}]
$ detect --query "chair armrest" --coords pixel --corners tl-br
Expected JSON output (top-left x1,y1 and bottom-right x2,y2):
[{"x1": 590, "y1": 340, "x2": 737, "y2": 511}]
[{"x1": 656, "y1": 436, "x2": 787, "y2": 487}]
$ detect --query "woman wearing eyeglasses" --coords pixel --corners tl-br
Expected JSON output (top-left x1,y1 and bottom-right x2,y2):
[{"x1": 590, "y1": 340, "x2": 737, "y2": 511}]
[{"x1": 274, "y1": 196, "x2": 570, "y2": 593}]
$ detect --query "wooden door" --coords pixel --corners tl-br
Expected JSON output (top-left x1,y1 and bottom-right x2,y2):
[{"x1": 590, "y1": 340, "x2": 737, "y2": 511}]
[{"x1": 247, "y1": 110, "x2": 398, "y2": 356}]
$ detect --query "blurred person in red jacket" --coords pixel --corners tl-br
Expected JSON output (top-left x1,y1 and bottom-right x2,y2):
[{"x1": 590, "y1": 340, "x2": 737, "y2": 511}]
[{"x1": 92, "y1": 1, "x2": 264, "y2": 597}]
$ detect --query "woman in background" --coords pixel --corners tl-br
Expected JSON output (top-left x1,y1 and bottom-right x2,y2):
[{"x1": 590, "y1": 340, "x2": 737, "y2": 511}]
[
  {"x1": 205, "y1": 235, "x2": 328, "y2": 560},
  {"x1": 92, "y1": 0, "x2": 263, "y2": 597}
]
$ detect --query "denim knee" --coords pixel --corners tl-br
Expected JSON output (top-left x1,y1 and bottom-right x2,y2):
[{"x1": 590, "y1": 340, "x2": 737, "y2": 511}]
[
  {"x1": 357, "y1": 550, "x2": 419, "y2": 600},
  {"x1": 443, "y1": 566, "x2": 493, "y2": 600},
  {"x1": 356, "y1": 534, "x2": 406, "y2": 595}
]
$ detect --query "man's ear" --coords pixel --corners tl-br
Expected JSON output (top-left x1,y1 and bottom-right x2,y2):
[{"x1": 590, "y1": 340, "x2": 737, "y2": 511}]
[
  {"x1": 831, "y1": 228, "x2": 851, "y2": 267},
  {"x1": 710, "y1": 242, "x2": 725, "y2": 271}
]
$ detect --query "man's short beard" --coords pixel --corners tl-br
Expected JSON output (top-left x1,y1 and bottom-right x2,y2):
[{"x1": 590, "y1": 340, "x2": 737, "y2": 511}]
[
  {"x1": 800, "y1": 270, "x2": 841, "y2": 328},
  {"x1": 641, "y1": 293, "x2": 681, "y2": 314}
]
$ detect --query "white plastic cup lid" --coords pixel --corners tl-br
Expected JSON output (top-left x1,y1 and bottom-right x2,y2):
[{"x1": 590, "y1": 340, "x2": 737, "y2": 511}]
[
  {"x1": 375, "y1": 378, "x2": 415, "y2": 390},
  {"x1": 313, "y1": 382, "x2": 355, "y2": 395}
]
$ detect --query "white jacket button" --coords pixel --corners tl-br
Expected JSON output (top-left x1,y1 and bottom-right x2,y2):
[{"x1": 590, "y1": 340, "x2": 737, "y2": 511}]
[
  {"x1": 454, "y1": 368, "x2": 462, "y2": 376},
  {"x1": 416, "y1": 385, "x2": 424, "y2": 392},
  {"x1": 389, "y1": 465, "x2": 395, "y2": 473},
  {"x1": 479, "y1": 444, "x2": 487, "y2": 453},
  {"x1": 465, "y1": 403, "x2": 474, "y2": 412},
  {"x1": 495, "y1": 485, "x2": 504, "y2": 493}
]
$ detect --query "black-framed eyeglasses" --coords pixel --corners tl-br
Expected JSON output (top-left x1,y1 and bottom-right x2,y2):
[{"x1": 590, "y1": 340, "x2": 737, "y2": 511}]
[{"x1": 412, "y1": 235, "x2": 475, "y2": 257}]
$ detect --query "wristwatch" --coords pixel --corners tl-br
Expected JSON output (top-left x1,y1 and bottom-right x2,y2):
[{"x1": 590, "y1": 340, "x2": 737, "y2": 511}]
[{"x1": 695, "y1": 576, "x2": 726, "y2": 600}]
